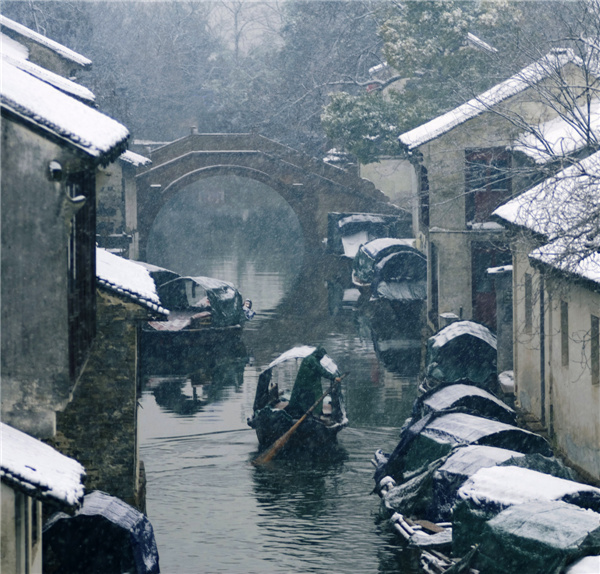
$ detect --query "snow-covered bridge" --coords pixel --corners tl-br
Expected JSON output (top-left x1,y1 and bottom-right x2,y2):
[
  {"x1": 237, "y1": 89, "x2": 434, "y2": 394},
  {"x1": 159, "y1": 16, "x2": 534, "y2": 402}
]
[{"x1": 134, "y1": 132, "x2": 400, "y2": 259}]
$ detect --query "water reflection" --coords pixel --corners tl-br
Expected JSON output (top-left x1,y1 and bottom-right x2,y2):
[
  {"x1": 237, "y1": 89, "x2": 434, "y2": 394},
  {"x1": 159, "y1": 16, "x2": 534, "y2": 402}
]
[{"x1": 140, "y1": 184, "x2": 427, "y2": 573}]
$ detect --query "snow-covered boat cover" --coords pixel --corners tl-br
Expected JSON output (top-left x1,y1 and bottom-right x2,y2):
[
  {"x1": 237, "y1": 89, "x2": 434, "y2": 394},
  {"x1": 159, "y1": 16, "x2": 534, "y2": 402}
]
[
  {"x1": 360, "y1": 237, "x2": 416, "y2": 259},
  {"x1": 457, "y1": 465, "x2": 600, "y2": 511},
  {"x1": 473, "y1": 501, "x2": 600, "y2": 574},
  {"x1": 417, "y1": 383, "x2": 515, "y2": 424},
  {"x1": 43, "y1": 490, "x2": 160, "y2": 574},
  {"x1": 96, "y1": 248, "x2": 169, "y2": 316},
  {"x1": 0, "y1": 422, "x2": 85, "y2": 508},
  {"x1": 341, "y1": 231, "x2": 369, "y2": 258},
  {"x1": 338, "y1": 214, "x2": 388, "y2": 228},
  {"x1": 430, "y1": 321, "x2": 496, "y2": 350},
  {"x1": 266, "y1": 346, "x2": 338, "y2": 375},
  {"x1": 565, "y1": 556, "x2": 600, "y2": 574}
]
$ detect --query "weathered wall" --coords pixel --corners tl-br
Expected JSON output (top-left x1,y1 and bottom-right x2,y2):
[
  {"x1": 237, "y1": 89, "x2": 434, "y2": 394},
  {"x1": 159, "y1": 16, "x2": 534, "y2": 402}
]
[
  {"x1": 546, "y1": 278, "x2": 600, "y2": 481},
  {"x1": 1, "y1": 117, "x2": 88, "y2": 437},
  {"x1": 360, "y1": 158, "x2": 417, "y2": 216},
  {"x1": 54, "y1": 290, "x2": 147, "y2": 509}
]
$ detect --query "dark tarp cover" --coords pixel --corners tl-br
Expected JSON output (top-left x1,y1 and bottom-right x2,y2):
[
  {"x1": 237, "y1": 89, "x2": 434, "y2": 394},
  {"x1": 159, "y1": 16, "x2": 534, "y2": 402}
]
[
  {"x1": 374, "y1": 412, "x2": 552, "y2": 486},
  {"x1": 412, "y1": 383, "x2": 516, "y2": 425},
  {"x1": 371, "y1": 250, "x2": 427, "y2": 302},
  {"x1": 353, "y1": 238, "x2": 417, "y2": 285},
  {"x1": 452, "y1": 466, "x2": 600, "y2": 557},
  {"x1": 156, "y1": 276, "x2": 244, "y2": 327},
  {"x1": 424, "y1": 321, "x2": 497, "y2": 386},
  {"x1": 380, "y1": 444, "x2": 575, "y2": 523},
  {"x1": 43, "y1": 490, "x2": 160, "y2": 574},
  {"x1": 472, "y1": 501, "x2": 600, "y2": 574}
]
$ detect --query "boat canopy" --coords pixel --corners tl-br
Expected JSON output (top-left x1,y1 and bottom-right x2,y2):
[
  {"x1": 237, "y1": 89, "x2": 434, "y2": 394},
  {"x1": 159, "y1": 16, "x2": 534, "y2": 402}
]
[
  {"x1": 380, "y1": 443, "x2": 578, "y2": 523},
  {"x1": 156, "y1": 276, "x2": 244, "y2": 326},
  {"x1": 43, "y1": 491, "x2": 160, "y2": 574},
  {"x1": 371, "y1": 249, "x2": 427, "y2": 301},
  {"x1": 413, "y1": 383, "x2": 516, "y2": 425},
  {"x1": 425, "y1": 321, "x2": 497, "y2": 385},
  {"x1": 376, "y1": 411, "x2": 552, "y2": 484},
  {"x1": 461, "y1": 501, "x2": 600, "y2": 574},
  {"x1": 253, "y1": 346, "x2": 339, "y2": 412},
  {"x1": 136, "y1": 261, "x2": 180, "y2": 287},
  {"x1": 353, "y1": 238, "x2": 417, "y2": 285}
]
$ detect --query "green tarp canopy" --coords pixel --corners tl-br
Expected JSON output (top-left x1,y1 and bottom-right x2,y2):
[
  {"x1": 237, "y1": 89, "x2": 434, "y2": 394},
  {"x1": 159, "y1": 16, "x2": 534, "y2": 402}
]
[
  {"x1": 472, "y1": 501, "x2": 600, "y2": 574},
  {"x1": 425, "y1": 321, "x2": 497, "y2": 386}
]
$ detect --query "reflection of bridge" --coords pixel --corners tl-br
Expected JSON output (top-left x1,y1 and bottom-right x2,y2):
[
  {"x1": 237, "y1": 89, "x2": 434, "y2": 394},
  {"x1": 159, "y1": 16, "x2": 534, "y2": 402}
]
[{"x1": 134, "y1": 132, "x2": 400, "y2": 259}]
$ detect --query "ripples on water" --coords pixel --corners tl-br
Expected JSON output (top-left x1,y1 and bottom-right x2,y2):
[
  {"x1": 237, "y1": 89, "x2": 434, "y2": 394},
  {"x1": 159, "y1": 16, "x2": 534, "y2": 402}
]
[{"x1": 141, "y1": 183, "x2": 425, "y2": 573}]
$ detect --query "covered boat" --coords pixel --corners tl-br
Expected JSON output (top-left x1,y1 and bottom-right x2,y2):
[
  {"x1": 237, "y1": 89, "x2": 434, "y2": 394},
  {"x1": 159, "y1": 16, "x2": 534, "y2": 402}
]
[
  {"x1": 463, "y1": 501, "x2": 600, "y2": 574},
  {"x1": 421, "y1": 320, "x2": 497, "y2": 393},
  {"x1": 370, "y1": 247, "x2": 427, "y2": 302},
  {"x1": 352, "y1": 238, "x2": 419, "y2": 289},
  {"x1": 248, "y1": 346, "x2": 348, "y2": 456},
  {"x1": 43, "y1": 491, "x2": 160, "y2": 574},
  {"x1": 373, "y1": 411, "x2": 552, "y2": 487}
]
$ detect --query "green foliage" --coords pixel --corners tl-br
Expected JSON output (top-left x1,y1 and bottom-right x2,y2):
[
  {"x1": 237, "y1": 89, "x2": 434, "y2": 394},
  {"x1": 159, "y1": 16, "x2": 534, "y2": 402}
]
[{"x1": 322, "y1": 1, "x2": 526, "y2": 163}]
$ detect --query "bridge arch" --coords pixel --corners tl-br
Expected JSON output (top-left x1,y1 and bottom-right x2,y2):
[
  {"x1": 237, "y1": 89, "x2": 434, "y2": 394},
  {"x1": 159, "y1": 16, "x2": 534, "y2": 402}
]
[{"x1": 134, "y1": 133, "x2": 400, "y2": 261}]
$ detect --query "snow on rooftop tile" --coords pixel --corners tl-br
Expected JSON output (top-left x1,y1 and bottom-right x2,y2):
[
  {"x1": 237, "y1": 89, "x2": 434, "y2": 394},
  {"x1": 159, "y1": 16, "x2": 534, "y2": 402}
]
[
  {"x1": 2, "y1": 41, "x2": 95, "y2": 103},
  {"x1": 512, "y1": 98, "x2": 600, "y2": 163},
  {"x1": 2, "y1": 60, "x2": 128, "y2": 159},
  {"x1": 96, "y1": 248, "x2": 169, "y2": 316},
  {"x1": 0, "y1": 422, "x2": 85, "y2": 508},
  {"x1": 0, "y1": 15, "x2": 91, "y2": 67},
  {"x1": 400, "y1": 49, "x2": 579, "y2": 150},
  {"x1": 120, "y1": 150, "x2": 152, "y2": 167}
]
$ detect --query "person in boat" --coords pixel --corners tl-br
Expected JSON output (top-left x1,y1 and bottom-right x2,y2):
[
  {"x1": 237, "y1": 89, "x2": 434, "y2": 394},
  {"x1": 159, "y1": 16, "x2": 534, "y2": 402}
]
[
  {"x1": 286, "y1": 347, "x2": 341, "y2": 418},
  {"x1": 243, "y1": 299, "x2": 256, "y2": 320}
]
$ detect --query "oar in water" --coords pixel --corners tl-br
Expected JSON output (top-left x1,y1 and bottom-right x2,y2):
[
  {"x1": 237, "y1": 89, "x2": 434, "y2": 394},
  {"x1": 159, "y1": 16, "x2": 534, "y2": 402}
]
[{"x1": 252, "y1": 374, "x2": 347, "y2": 466}]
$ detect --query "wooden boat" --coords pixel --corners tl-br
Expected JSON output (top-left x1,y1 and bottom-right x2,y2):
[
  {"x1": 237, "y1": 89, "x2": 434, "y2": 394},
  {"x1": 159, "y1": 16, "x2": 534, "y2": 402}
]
[{"x1": 247, "y1": 346, "x2": 348, "y2": 455}]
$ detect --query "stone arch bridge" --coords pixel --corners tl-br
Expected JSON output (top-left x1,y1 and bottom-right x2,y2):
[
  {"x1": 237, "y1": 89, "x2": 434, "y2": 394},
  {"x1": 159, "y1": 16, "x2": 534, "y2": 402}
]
[{"x1": 133, "y1": 132, "x2": 401, "y2": 260}]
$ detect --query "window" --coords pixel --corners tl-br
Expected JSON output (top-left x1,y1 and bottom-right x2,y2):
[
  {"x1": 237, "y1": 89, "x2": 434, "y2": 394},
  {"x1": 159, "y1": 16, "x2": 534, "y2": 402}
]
[
  {"x1": 67, "y1": 172, "x2": 96, "y2": 380},
  {"x1": 561, "y1": 301, "x2": 569, "y2": 367},
  {"x1": 592, "y1": 315, "x2": 599, "y2": 385},
  {"x1": 419, "y1": 165, "x2": 429, "y2": 228},
  {"x1": 465, "y1": 148, "x2": 512, "y2": 223},
  {"x1": 524, "y1": 274, "x2": 533, "y2": 334}
]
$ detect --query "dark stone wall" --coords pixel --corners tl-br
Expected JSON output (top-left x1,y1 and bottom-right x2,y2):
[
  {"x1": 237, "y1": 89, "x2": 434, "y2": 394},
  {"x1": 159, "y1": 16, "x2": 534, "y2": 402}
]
[
  {"x1": 53, "y1": 290, "x2": 148, "y2": 510},
  {"x1": 1, "y1": 118, "x2": 89, "y2": 437}
]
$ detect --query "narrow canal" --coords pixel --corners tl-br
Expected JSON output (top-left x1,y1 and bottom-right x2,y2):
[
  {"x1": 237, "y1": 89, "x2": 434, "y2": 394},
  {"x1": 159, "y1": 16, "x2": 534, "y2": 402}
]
[{"x1": 139, "y1": 177, "x2": 426, "y2": 573}]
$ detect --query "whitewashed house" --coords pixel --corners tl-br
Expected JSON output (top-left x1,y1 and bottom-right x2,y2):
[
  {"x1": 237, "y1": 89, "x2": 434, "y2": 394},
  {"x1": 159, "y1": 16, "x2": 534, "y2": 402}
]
[
  {"x1": 1, "y1": 422, "x2": 85, "y2": 574},
  {"x1": 493, "y1": 151, "x2": 600, "y2": 483},
  {"x1": 396, "y1": 49, "x2": 597, "y2": 333}
]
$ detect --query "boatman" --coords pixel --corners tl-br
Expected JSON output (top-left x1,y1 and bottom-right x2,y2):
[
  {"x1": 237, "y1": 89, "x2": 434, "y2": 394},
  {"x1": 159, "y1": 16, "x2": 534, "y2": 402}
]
[{"x1": 286, "y1": 347, "x2": 341, "y2": 417}]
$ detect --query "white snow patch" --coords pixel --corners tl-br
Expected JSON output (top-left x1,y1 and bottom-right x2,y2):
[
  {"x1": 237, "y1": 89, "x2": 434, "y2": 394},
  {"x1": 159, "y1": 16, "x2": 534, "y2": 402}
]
[
  {"x1": 458, "y1": 465, "x2": 600, "y2": 508},
  {"x1": 430, "y1": 320, "x2": 497, "y2": 350},
  {"x1": 0, "y1": 422, "x2": 85, "y2": 508},
  {"x1": 267, "y1": 346, "x2": 339, "y2": 375},
  {"x1": 564, "y1": 556, "x2": 600, "y2": 574},
  {"x1": 120, "y1": 150, "x2": 151, "y2": 167},
  {"x1": 400, "y1": 49, "x2": 580, "y2": 150},
  {"x1": 0, "y1": 15, "x2": 91, "y2": 67},
  {"x1": 2, "y1": 60, "x2": 128, "y2": 158},
  {"x1": 96, "y1": 248, "x2": 168, "y2": 315},
  {"x1": 342, "y1": 232, "x2": 369, "y2": 258}
]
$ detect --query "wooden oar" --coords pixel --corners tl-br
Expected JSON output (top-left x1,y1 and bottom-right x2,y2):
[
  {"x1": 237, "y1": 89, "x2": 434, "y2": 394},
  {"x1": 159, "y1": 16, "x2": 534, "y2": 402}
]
[{"x1": 252, "y1": 374, "x2": 347, "y2": 466}]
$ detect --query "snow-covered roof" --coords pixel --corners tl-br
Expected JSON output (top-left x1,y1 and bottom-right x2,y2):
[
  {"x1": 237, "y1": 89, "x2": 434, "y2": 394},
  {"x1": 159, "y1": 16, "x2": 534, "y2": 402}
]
[
  {"x1": 458, "y1": 465, "x2": 600, "y2": 508},
  {"x1": 400, "y1": 49, "x2": 580, "y2": 150},
  {"x1": 512, "y1": 98, "x2": 600, "y2": 164},
  {"x1": 96, "y1": 248, "x2": 169, "y2": 316},
  {"x1": 430, "y1": 320, "x2": 497, "y2": 350},
  {"x1": 493, "y1": 151, "x2": 600, "y2": 285},
  {"x1": 0, "y1": 422, "x2": 85, "y2": 508},
  {"x1": 1, "y1": 34, "x2": 95, "y2": 103},
  {"x1": 2, "y1": 59, "x2": 128, "y2": 159},
  {"x1": 120, "y1": 150, "x2": 152, "y2": 167},
  {"x1": 338, "y1": 214, "x2": 388, "y2": 228},
  {"x1": 0, "y1": 15, "x2": 91, "y2": 68}
]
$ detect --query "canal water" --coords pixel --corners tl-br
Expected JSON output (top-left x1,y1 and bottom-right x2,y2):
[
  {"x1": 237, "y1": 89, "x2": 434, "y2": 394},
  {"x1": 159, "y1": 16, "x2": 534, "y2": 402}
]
[{"x1": 139, "y1": 178, "x2": 426, "y2": 573}]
